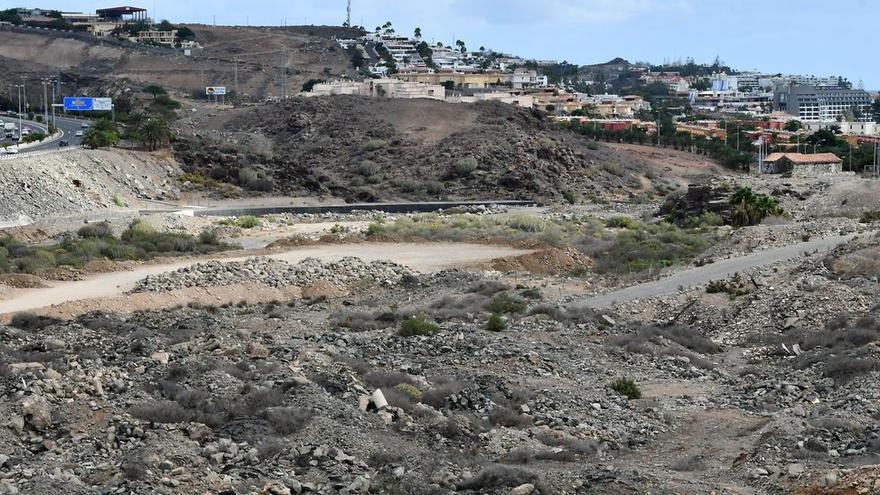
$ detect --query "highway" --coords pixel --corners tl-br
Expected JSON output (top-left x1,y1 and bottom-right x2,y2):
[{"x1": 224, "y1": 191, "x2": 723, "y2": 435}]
[{"x1": 0, "y1": 114, "x2": 86, "y2": 153}]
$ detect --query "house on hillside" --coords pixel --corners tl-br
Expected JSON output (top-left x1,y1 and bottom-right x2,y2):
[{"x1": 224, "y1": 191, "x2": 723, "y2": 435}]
[{"x1": 761, "y1": 152, "x2": 842, "y2": 176}]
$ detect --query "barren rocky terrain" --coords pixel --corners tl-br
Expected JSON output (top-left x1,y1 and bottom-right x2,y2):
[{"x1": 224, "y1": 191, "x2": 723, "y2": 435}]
[{"x1": 172, "y1": 97, "x2": 701, "y2": 203}]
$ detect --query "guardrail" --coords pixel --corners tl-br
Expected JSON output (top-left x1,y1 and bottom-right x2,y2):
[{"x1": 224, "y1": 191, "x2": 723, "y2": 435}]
[{"x1": 0, "y1": 146, "x2": 81, "y2": 162}]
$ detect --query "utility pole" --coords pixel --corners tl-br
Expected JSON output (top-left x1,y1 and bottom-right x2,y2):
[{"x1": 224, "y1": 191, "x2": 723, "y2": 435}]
[
  {"x1": 21, "y1": 76, "x2": 27, "y2": 118},
  {"x1": 41, "y1": 79, "x2": 49, "y2": 127},
  {"x1": 280, "y1": 50, "x2": 287, "y2": 99},
  {"x1": 346, "y1": 0, "x2": 351, "y2": 27},
  {"x1": 234, "y1": 58, "x2": 239, "y2": 97},
  {"x1": 50, "y1": 79, "x2": 57, "y2": 129}
]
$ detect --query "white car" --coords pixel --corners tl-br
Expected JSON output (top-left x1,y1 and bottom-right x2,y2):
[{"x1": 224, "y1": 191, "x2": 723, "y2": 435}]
[
  {"x1": 21, "y1": 128, "x2": 29, "y2": 136},
  {"x1": 3, "y1": 146, "x2": 19, "y2": 154},
  {"x1": 75, "y1": 130, "x2": 84, "y2": 137}
]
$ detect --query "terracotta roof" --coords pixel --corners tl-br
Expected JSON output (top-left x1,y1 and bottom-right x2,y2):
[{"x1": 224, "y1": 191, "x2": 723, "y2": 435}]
[{"x1": 763, "y1": 152, "x2": 842, "y2": 164}]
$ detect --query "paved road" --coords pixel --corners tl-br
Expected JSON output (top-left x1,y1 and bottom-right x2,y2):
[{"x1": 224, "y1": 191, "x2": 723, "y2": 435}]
[
  {"x1": 0, "y1": 242, "x2": 531, "y2": 316},
  {"x1": 581, "y1": 232, "x2": 865, "y2": 308},
  {"x1": 26, "y1": 115, "x2": 86, "y2": 151}
]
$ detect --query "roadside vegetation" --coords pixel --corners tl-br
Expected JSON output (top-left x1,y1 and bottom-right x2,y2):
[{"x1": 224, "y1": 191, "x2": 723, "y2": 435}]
[
  {"x1": 0, "y1": 221, "x2": 230, "y2": 275},
  {"x1": 366, "y1": 213, "x2": 716, "y2": 274}
]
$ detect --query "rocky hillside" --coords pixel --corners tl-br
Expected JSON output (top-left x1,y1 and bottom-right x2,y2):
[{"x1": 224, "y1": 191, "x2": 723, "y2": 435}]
[{"x1": 173, "y1": 96, "x2": 665, "y2": 203}]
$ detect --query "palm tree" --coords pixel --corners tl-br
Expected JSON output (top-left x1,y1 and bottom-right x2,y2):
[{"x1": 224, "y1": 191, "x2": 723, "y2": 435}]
[
  {"x1": 139, "y1": 117, "x2": 169, "y2": 151},
  {"x1": 414, "y1": 27, "x2": 421, "y2": 39}
]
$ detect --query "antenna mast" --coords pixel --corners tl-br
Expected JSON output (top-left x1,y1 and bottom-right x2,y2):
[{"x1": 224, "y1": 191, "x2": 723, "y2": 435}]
[{"x1": 346, "y1": 0, "x2": 351, "y2": 27}]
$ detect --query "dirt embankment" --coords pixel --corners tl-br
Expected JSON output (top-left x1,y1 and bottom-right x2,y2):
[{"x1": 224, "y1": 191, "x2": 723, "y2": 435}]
[
  {"x1": 173, "y1": 96, "x2": 683, "y2": 203},
  {"x1": 0, "y1": 149, "x2": 180, "y2": 226}
]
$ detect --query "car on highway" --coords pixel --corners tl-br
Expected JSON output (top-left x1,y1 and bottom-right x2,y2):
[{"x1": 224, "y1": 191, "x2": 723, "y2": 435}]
[
  {"x1": 80, "y1": 122, "x2": 90, "y2": 128},
  {"x1": 3, "y1": 146, "x2": 19, "y2": 154},
  {"x1": 21, "y1": 128, "x2": 29, "y2": 136},
  {"x1": 75, "y1": 130, "x2": 84, "y2": 137},
  {"x1": 58, "y1": 139, "x2": 69, "y2": 147}
]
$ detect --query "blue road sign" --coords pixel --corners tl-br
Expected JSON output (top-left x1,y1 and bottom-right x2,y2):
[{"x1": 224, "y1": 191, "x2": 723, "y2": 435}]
[{"x1": 63, "y1": 97, "x2": 94, "y2": 111}]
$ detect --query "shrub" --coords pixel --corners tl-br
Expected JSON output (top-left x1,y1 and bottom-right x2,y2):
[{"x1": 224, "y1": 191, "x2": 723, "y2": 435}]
[
  {"x1": 456, "y1": 465, "x2": 541, "y2": 491},
  {"x1": 601, "y1": 161, "x2": 624, "y2": 176},
  {"x1": 235, "y1": 216, "x2": 260, "y2": 229},
  {"x1": 486, "y1": 314, "x2": 506, "y2": 332},
  {"x1": 356, "y1": 160, "x2": 380, "y2": 177},
  {"x1": 78, "y1": 222, "x2": 113, "y2": 239},
  {"x1": 562, "y1": 190, "x2": 577, "y2": 204},
  {"x1": 394, "y1": 383, "x2": 423, "y2": 402},
  {"x1": 488, "y1": 406, "x2": 532, "y2": 427},
  {"x1": 485, "y1": 293, "x2": 527, "y2": 314},
  {"x1": 605, "y1": 216, "x2": 638, "y2": 229},
  {"x1": 129, "y1": 401, "x2": 193, "y2": 423},
  {"x1": 363, "y1": 139, "x2": 387, "y2": 151},
  {"x1": 609, "y1": 377, "x2": 641, "y2": 400},
  {"x1": 860, "y1": 210, "x2": 880, "y2": 223},
  {"x1": 265, "y1": 407, "x2": 312, "y2": 434},
  {"x1": 399, "y1": 316, "x2": 439, "y2": 337},
  {"x1": 10, "y1": 312, "x2": 62, "y2": 330},
  {"x1": 505, "y1": 215, "x2": 545, "y2": 233},
  {"x1": 198, "y1": 228, "x2": 221, "y2": 245},
  {"x1": 451, "y1": 156, "x2": 478, "y2": 177},
  {"x1": 730, "y1": 187, "x2": 784, "y2": 227}
]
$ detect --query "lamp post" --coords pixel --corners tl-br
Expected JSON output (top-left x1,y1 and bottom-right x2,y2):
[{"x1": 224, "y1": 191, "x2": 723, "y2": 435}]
[{"x1": 812, "y1": 139, "x2": 825, "y2": 154}]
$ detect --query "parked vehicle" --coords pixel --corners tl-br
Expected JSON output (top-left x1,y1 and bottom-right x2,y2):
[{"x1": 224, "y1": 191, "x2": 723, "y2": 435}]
[
  {"x1": 75, "y1": 130, "x2": 84, "y2": 137},
  {"x1": 3, "y1": 122, "x2": 13, "y2": 138},
  {"x1": 80, "y1": 122, "x2": 90, "y2": 128},
  {"x1": 3, "y1": 146, "x2": 19, "y2": 154},
  {"x1": 58, "y1": 139, "x2": 69, "y2": 147}
]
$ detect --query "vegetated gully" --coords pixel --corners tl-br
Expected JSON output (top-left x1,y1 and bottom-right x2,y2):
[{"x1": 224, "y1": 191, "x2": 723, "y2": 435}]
[{"x1": 0, "y1": 229, "x2": 864, "y2": 319}]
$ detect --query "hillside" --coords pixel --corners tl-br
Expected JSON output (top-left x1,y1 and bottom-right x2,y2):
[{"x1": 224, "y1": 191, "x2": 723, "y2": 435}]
[
  {"x1": 0, "y1": 24, "x2": 354, "y2": 100},
  {"x1": 172, "y1": 96, "x2": 685, "y2": 203}
]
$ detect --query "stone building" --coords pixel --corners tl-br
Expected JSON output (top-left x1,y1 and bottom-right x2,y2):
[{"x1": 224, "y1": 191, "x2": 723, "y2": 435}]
[{"x1": 761, "y1": 152, "x2": 843, "y2": 176}]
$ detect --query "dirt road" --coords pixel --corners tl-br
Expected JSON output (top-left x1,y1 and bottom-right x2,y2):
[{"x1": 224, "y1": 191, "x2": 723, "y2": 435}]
[
  {"x1": 582, "y1": 232, "x2": 864, "y2": 308},
  {"x1": 0, "y1": 242, "x2": 529, "y2": 316}
]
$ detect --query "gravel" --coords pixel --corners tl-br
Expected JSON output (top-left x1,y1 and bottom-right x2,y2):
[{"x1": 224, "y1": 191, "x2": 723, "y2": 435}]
[{"x1": 132, "y1": 256, "x2": 416, "y2": 293}]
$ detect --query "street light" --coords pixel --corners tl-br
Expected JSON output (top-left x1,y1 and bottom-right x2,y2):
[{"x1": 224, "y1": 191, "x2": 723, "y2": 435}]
[{"x1": 812, "y1": 139, "x2": 825, "y2": 154}]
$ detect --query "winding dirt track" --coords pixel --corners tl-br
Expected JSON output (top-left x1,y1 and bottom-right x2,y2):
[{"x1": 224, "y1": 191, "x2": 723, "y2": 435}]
[{"x1": 0, "y1": 242, "x2": 530, "y2": 316}]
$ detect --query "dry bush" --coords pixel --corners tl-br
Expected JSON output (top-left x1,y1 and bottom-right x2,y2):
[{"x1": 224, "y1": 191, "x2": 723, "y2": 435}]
[
  {"x1": 265, "y1": 407, "x2": 313, "y2": 434},
  {"x1": 533, "y1": 430, "x2": 597, "y2": 455},
  {"x1": 456, "y1": 465, "x2": 541, "y2": 491},
  {"x1": 421, "y1": 378, "x2": 466, "y2": 409},
  {"x1": 608, "y1": 324, "x2": 720, "y2": 369},
  {"x1": 330, "y1": 310, "x2": 388, "y2": 332},
  {"x1": 10, "y1": 312, "x2": 62, "y2": 331},
  {"x1": 130, "y1": 401, "x2": 193, "y2": 424},
  {"x1": 488, "y1": 406, "x2": 533, "y2": 428},
  {"x1": 528, "y1": 303, "x2": 596, "y2": 324}
]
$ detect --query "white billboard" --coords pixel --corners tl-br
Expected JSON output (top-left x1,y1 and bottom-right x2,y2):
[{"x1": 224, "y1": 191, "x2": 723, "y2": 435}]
[
  {"x1": 205, "y1": 86, "x2": 227, "y2": 96},
  {"x1": 93, "y1": 98, "x2": 113, "y2": 111}
]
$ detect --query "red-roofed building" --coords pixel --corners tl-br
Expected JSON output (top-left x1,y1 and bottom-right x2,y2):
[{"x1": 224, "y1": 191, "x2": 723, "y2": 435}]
[{"x1": 762, "y1": 152, "x2": 842, "y2": 176}]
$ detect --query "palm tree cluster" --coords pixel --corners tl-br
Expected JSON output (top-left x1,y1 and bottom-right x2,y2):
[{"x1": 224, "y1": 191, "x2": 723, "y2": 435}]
[{"x1": 729, "y1": 187, "x2": 783, "y2": 227}]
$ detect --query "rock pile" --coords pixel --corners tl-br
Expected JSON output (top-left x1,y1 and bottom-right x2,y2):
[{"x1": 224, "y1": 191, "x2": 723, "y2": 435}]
[{"x1": 132, "y1": 256, "x2": 415, "y2": 293}]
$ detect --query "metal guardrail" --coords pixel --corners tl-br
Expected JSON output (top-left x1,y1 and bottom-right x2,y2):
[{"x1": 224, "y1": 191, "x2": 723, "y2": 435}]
[{"x1": 0, "y1": 146, "x2": 81, "y2": 161}]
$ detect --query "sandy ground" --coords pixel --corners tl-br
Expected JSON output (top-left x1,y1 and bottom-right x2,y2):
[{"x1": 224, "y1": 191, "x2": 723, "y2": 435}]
[{"x1": 0, "y1": 242, "x2": 530, "y2": 317}]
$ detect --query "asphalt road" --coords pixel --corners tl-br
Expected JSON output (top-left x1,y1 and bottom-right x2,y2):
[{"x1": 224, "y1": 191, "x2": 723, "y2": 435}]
[
  {"x1": 581, "y1": 232, "x2": 866, "y2": 308},
  {"x1": 0, "y1": 114, "x2": 86, "y2": 153},
  {"x1": 26, "y1": 115, "x2": 87, "y2": 151}
]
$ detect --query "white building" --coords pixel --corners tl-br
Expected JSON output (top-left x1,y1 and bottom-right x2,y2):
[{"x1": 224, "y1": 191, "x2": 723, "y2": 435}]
[{"x1": 307, "y1": 79, "x2": 445, "y2": 101}]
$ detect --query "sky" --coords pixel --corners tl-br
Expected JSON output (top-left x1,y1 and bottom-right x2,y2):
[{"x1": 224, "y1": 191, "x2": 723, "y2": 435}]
[{"x1": 11, "y1": 0, "x2": 880, "y2": 89}]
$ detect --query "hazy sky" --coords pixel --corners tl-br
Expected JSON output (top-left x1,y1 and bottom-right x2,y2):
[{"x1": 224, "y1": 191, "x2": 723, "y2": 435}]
[{"x1": 16, "y1": 0, "x2": 880, "y2": 89}]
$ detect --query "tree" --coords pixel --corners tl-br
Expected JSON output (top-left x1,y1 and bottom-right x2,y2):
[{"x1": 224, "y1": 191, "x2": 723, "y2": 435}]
[
  {"x1": 143, "y1": 85, "x2": 167, "y2": 98},
  {"x1": 784, "y1": 120, "x2": 803, "y2": 132},
  {"x1": 414, "y1": 27, "x2": 421, "y2": 39},
  {"x1": 82, "y1": 119, "x2": 119, "y2": 149},
  {"x1": 138, "y1": 118, "x2": 170, "y2": 151},
  {"x1": 873, "y1": 97, "x2": 880, "y2": 123},
  {"x1": 175, "y1": 26, "x2": 195, "y2": 42},
  {"x1": 730, "y1": 187, "x2": 783, "y2": 227},
  {"x1": 156, "y1": 20, "x2": 176, "y2": 31},
  {"x1": 455, "y1": 39, "x2": 466, "y2": 54}
]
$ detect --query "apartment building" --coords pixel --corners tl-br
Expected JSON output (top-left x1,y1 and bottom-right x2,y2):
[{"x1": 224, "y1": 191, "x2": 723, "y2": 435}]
[
  {"x1": 307, "y1": 79, "x2": 445, "y2": 101},
  {"x1": 775, "y1": 85, "x2": 873, "y2": 122},
  {"x1": 577, "y1": 94, "x2": 650, "y2": 118},
  {"x1": 136, "y1": 29, "x2": 177, "y2": 46}
]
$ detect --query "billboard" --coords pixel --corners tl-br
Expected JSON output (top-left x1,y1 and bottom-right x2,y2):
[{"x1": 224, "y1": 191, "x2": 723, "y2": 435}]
[
  {"x1": 63, "y1": 97, "x2": 112, "y2": 111},
  {"x1": 205, "y1": 86, "x2": 226, "y2": 96}
]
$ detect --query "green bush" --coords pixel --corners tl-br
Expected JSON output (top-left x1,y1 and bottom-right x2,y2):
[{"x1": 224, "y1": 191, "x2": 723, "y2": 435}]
[
  {"x1": 605, "y1": 216, "x2": 638, "y2": 229},
  {"x1": 451, "y1": 157, "x2": 479, "y2": 177},
  {"x1": 562, "y1": 190, "x2": 577, "y2": 205},
  {"x1": 601, "y1": 161, "x2": 624, "y2": 176},
  {"x1": 399, "y1": 316, "x2": 440, "y2": 337},
  {"x1": 860, "y1": 210, "x2": 880, "y2": 223},
  {"x1": 356, "y1": 160, "x2": 380, "y2": 177},
  {"x1": 485, "y1": 293, "x2": 527, "y2": 314},
  {"x1": 609, "y1": 378, "x2": 641, "y2": 400},
  {"x1": 505, "y1": 215, "x2": 545, "y2": 233},
  {"x1": 78, "y1": 222, "x2": 113, "y2": 239},
  {"x1": 730, "y1": 187, "x2": 784, "y2": 227},
  {"x1": 486, "y1": 313, "x2": 506, "y2": 332},
  {"x1": 235, "y1": 216, "x2": 260, "y2": 229}
]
